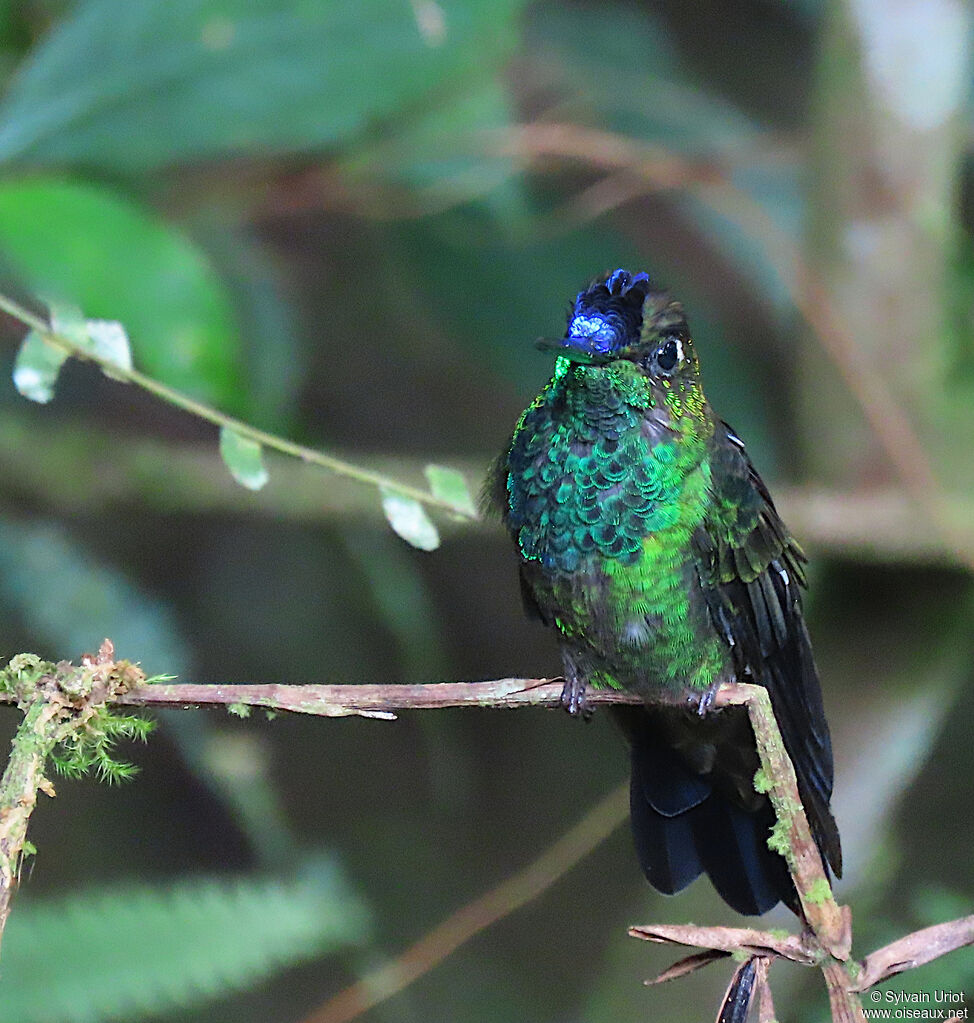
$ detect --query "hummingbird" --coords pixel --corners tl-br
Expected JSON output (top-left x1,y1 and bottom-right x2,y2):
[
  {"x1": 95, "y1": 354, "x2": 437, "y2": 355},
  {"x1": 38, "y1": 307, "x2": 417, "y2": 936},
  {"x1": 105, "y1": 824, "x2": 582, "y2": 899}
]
[{"x1": 488, "y1": 269, "x2": 841, "y2": 915}]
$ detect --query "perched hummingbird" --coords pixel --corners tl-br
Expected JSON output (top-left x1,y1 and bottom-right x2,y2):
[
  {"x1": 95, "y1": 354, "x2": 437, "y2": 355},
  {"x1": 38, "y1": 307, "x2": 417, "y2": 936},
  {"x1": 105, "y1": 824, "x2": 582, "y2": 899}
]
[{"x1": 489, "y1": 269, "x2": 841, "y2": 915}]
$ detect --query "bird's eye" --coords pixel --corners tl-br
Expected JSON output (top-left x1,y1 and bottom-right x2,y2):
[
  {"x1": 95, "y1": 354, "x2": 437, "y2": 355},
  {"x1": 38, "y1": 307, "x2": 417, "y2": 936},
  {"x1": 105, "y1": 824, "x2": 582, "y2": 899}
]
[
  {"x1": 656, "y1": 339, "x2": 678, "y2": 371},
  {"x1": 655, "y1": 338, "x2": 680, "y2": 372}
]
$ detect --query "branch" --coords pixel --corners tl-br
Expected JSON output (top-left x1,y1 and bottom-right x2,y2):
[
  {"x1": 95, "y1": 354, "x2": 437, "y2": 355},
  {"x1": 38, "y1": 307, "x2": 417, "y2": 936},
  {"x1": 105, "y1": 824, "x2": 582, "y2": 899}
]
[
  {"x1": 0, "y1": 675, "x2": 646, "y2": 718},
  {"x1": 722, "y1": 686, "x2": 848, "y2": 952},
  {"x1": 0, "y1": 697, "x2": 62, "y2": 943},
  {"x1": 302, "y1": 781, "x2": 630, "y2": 1023},
  {"x1": 1, "y1": 645, "x2": 969, "y2": 1023},
  {"x1": 628, "y1": 685, "x2": 862, "y2": 1020},
  {"x1": 852, "y1": 915, "x2": 974, "y2": 991}
]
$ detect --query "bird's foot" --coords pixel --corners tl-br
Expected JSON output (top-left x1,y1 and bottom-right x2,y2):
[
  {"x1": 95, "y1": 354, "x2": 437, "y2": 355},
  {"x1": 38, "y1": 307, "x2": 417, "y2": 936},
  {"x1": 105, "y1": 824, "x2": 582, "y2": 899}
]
[
  {"x1": 688, "y1": 682, "x2": 721, "y2": 717},
  {"x1": 559, "y1": 675, "x2": 592, "y2": 719}
]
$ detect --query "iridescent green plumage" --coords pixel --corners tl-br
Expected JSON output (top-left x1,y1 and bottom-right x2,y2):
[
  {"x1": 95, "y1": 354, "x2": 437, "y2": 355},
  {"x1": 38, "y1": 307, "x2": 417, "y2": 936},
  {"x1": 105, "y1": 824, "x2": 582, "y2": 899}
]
[
  {"x1": 506, "y1": 352, "x2": 724, "y2": 693},
  {"x1": 490, "y1": 269, "x2": 841, "y2": 916}
]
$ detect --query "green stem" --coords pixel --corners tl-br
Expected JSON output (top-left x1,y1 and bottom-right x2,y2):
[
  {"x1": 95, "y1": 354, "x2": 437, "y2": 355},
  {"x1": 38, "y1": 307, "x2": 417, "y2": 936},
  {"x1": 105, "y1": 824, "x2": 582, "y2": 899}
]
[{"x1": 0, "y1": 291, "x2": 478, "y2": 520}]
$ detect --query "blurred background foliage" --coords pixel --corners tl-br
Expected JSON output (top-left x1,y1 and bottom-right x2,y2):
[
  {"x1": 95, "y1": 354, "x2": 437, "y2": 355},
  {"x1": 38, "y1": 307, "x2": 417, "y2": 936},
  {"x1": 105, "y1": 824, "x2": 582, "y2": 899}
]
[{"x1": 0, "y1": 0, "x2": 972, "y2": 1020}]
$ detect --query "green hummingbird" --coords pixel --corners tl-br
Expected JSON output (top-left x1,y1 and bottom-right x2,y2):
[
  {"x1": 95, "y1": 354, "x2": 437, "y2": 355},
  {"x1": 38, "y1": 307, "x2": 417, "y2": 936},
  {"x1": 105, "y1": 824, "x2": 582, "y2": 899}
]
[{"x1": 488, "y1": 269, "x2": 841, "y2": 914}]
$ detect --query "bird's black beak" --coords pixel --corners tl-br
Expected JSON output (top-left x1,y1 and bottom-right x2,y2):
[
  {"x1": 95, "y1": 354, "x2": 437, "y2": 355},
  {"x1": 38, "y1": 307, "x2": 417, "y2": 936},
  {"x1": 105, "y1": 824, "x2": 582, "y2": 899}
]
[{"x1": 535, "y1": 336, "x2": 612, "y2": 364}]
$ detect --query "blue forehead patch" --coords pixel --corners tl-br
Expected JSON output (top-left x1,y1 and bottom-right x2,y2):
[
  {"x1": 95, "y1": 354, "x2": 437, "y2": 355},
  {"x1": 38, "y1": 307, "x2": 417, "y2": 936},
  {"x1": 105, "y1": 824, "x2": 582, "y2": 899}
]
[
  {"x1": 566, "y1": 311, "x2": 621, "y2": 354},
  {"x1": 559, "y1": 269, "x2": 651, "y2": 358}
]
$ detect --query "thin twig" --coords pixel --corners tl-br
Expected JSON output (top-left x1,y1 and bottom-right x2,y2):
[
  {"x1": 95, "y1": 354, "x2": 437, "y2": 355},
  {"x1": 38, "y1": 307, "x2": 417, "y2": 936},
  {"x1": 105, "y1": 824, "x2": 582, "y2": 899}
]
[
  {"x1": 0, "y1": 292, "x2": 478, "y2": 522},
  {"x1": 852, "y1": 914, "x2": 974, "y2": 991},
  {"x1": 0, "y1": 675, "x2": 826, "y2": 720},
  {"x1": 111, "y1": 677, "x2": 606, "y2": 716},
  {"x1": 631, "y1": 922, "x2": 817, "y2": 965},
  {"x1": 0, "y1": 676, "x2": 633, "y2": 716},
  {"x1": 302, "y1": 781, "x2": 630, "y2": 1023}
]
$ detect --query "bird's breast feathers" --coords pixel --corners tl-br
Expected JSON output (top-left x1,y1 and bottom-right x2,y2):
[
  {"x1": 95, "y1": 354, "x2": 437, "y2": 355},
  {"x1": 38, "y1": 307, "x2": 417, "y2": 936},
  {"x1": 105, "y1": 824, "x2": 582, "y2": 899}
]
[{"x1": 504, "y1": 365, "x2": 724, "y2": 692}]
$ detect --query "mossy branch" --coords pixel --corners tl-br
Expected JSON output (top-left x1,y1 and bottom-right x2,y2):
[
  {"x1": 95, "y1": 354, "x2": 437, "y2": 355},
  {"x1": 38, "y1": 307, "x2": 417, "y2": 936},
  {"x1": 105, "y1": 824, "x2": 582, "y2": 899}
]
[
  {"x1": 0, "y1": 641, "x2": 150, "y2": 950},
  {"x1": 0, "y1": 697, "x2": 61, "y2": 943}
]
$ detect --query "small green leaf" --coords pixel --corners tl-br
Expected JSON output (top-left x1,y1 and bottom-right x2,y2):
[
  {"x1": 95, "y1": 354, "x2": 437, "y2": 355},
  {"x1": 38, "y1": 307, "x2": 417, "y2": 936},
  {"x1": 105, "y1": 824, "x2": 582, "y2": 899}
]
[
  {"x1": 44, "y1": 303, "x2": 133, "y2": 383},
  {"x1": 380, "y1": 487, "x2": 440, "y2": 551},
  {"x1": 85, "y1": 319, "x2": 133, "y2": 380},
  {"x1": 219, "y1": 426, "x2": 269, "y2": 491},
  {"x1": 12, "y1": 330, "x2": 68, "y2": 403},
  {"x1": 47, "y1": 301, "x2": 89, "y2": 346},
  {"x1": 424, "y1": 463, "x2": 477, "y2": 516}
]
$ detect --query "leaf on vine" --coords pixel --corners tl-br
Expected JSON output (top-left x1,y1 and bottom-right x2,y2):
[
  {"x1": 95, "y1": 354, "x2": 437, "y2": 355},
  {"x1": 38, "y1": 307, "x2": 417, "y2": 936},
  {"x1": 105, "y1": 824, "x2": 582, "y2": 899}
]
[
  {"x1": 86, "y1": 319, "x2": 133, "y2": 380},
  {"x1": 219, "y1": 427, "x2": 269, "y2": 491},
  {"x1": 424, "y1": 463, "x2": 477, "y2": 517},
  {"x1": 12, "y1": 330, "x2": 68, "y2": 404},
  {"x1": 47, "y1": 301, "x2": 90, "y2": 346},
  {"x1": 380, "y1": 487, "x2": 440, "y2": 551}
]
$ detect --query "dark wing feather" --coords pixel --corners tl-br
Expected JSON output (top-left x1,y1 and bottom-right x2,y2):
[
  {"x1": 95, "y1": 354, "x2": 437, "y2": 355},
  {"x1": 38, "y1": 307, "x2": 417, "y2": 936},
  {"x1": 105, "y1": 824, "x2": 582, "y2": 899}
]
[{"x1": 694, "y1": 421, "x2": 842, "y2": 878}]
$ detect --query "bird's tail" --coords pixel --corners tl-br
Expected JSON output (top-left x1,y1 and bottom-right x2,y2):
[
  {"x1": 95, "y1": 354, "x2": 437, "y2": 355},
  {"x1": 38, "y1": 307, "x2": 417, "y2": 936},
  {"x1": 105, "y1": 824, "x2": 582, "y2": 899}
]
[{"x1": 613, "y1": 704, "x2": 796, "y2": 916}]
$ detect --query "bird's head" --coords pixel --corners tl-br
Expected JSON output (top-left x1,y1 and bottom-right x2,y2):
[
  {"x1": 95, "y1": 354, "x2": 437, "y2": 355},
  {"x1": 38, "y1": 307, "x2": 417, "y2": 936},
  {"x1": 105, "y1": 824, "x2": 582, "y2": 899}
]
[{"x1": 540, "y1": 269, "x2": 704, "y2": 412}]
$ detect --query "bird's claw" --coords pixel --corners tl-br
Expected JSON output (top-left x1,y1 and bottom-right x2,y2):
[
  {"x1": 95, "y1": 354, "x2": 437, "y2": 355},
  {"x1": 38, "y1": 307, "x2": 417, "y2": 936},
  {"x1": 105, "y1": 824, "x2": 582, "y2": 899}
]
[
  {"x1": 559, "y1": 676, "x2": 592, "y2": 719},
  {"x1": 689, "y1": 683, "x2": 721, "y2": 717}
]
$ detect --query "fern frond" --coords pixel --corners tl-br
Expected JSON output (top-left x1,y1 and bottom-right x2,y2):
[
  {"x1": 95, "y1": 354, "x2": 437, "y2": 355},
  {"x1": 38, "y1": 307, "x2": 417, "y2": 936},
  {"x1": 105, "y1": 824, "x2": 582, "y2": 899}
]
[{"x1": 0, "y1": 861, "x2": 370, "y2": 1022}]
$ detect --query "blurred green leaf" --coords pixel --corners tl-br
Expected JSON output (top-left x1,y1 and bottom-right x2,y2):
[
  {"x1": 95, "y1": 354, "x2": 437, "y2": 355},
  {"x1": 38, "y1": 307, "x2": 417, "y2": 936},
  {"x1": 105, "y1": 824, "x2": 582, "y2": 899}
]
[
  {"x1": 12, "y1": 329, "x2": 67, "y2": 403},
  {"x1": 0, "y1": 177, "x2": 244, "y2": 409},
  {"x1": 219, "y1": 425, "x2": 269, "y2": 491},
  {"x1": 36, "y1": 300, "x2": 138, "y2": 386},
  {"x1": 0, "y1": 0, "x2": 525, "y2": 174},
  {"x1": 424, "y1": 463, "x2": 477, "y2": 517},
  {"x1": 0, "y1": 517, "x2": 191, "y2": 678},
  {"x1": 526, "y1": 1, "x2": 800, "y2": 313},
  {"x1": 187, "y1": 217, "x2": 305, "y2": 433},
  {"x1": 0, "y1": 863, "x2": 370, "y2": 1023},
  {"x1": 380, "y1": 487, "x2": 440, "y2": 551},
  {"x1": 527, "y1": 2, "x2": 756, "y2": 157},
  {"x1": 340, "y1": 74, "x2": 522, "y2": 204}
]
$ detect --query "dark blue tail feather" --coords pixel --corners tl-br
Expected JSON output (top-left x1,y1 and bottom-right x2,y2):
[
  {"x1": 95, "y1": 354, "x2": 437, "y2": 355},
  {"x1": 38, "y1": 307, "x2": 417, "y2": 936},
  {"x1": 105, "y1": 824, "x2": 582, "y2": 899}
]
[{"x1": 619, "y1": 705, "x2": 796, "y2": 916}]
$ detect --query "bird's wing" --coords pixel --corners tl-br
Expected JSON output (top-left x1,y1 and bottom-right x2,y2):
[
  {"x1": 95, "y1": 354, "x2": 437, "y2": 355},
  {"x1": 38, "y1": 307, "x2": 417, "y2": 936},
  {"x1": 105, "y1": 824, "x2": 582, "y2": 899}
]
[{"x1": 693, "y1": 421, "x2": 842, "y2": 876}]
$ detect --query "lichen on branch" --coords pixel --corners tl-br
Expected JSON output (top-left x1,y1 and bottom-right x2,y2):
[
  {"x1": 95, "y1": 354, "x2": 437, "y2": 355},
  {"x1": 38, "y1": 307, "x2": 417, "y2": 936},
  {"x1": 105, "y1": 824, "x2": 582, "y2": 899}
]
[{"x1": 0, "y1": 640, "x2": 153, "y2": 948}]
